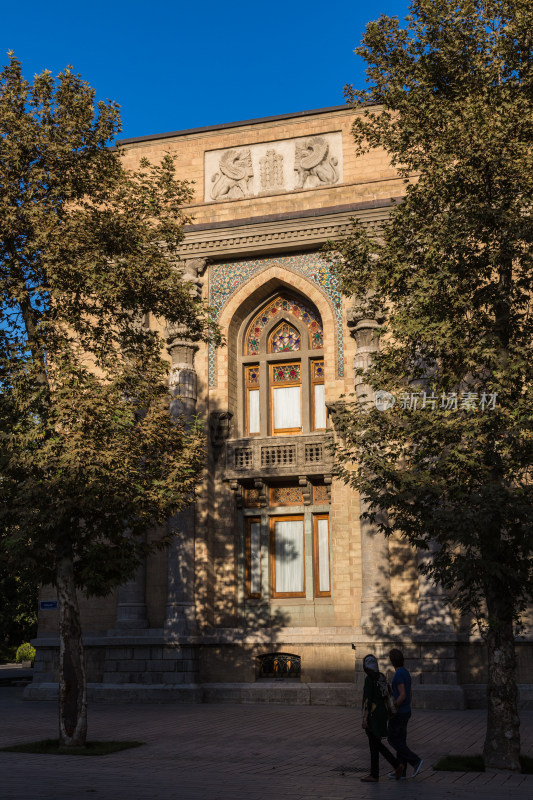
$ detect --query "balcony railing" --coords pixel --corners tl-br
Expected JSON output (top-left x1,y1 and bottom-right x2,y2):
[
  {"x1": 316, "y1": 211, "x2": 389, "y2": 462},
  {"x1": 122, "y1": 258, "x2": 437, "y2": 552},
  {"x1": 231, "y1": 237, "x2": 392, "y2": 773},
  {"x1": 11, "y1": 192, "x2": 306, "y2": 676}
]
[{"x1": 224, "y1": 433, "x2": 334, "y2": 480}]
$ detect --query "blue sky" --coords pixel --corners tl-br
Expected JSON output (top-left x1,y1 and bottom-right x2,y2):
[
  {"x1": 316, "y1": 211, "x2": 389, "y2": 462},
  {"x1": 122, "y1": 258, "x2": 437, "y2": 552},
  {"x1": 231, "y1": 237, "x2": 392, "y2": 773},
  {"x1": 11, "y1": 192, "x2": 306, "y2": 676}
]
[{"x1": 3, "y1": 1, "x2": 409, "y2": 142}]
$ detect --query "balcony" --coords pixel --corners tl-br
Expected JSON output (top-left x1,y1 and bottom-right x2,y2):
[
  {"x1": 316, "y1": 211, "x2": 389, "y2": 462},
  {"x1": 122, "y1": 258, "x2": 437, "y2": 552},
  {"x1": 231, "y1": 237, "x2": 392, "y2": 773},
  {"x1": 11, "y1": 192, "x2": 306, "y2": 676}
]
[{"x1": 224, "y1": 433, "x2": 334, "y2": 481}]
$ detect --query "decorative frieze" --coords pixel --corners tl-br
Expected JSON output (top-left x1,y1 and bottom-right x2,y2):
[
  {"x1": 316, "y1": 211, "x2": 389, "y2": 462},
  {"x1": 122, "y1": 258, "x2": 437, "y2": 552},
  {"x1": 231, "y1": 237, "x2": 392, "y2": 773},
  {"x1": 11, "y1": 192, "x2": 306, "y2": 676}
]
[
  {"x1": 180, "y1": 206, "x2": 389, "y2": 260},
  {"x1": 204, "y1": 132, "x2": 342, "y2": 202}
]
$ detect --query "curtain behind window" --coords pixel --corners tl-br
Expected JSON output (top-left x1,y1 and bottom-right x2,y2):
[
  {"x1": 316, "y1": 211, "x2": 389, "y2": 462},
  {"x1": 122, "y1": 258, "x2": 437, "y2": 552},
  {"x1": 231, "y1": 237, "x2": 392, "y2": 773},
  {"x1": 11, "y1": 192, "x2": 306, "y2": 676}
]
[
  {"x1": 249, "y1": 521, "x2": 261, "y2": 595},
  {"x1": 314, "y1": 383, "x2": 326, "y2": 429},
  {"x1": 248, "y1": 389, "x2": 260, "y2": 433},
  {"x1": 273, "y1": 386, "x2": 301, "y2": 430},
  {"x1": 317, "y1": 518, "x2": 330, "y2": 592},
  {"x1": 275, "y1": 519, "x2": 304, "y2": 593}
]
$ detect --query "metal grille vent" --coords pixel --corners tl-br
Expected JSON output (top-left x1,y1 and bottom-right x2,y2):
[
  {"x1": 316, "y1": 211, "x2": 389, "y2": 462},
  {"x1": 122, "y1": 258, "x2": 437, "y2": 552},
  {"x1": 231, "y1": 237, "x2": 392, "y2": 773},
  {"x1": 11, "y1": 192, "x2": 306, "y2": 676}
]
[{"x1": 257, "y1": 652, "x2": 301, "y2": 680}]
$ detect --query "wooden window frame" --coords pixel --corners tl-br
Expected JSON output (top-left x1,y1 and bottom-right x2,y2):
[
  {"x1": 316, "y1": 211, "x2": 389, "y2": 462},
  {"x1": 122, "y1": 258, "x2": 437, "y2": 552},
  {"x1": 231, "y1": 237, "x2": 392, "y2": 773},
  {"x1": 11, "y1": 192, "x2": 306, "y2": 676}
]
[
  {"x1": 244, "y1": 364, "x2": 260, "y2": 437},
  {"x1": 313, "y1": 513, "x2": 331, "y2": 598},
  {"x1": 310, "y1": 359, "x2": 326, "y2": 431},
  {"x1": 246, "y1": 516, "x2": 262, "y2": 599},
  {"x1": 270, "y1": 514, "x2": 306, "y2": 598},
  {"x1": 269, "y1": 361, "x2": 302, "y2": 436}
]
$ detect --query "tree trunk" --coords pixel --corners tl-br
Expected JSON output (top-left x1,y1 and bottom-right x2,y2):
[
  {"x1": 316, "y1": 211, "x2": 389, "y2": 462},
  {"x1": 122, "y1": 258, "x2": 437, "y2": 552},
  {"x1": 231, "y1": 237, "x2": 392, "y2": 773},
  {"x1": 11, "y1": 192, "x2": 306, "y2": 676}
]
[
  {"x1": 57, "y1": 554, "x2": 87, "y2": 747},
  {"x1": 483, "y1": 591, "x2": 520, "y2": 771}
]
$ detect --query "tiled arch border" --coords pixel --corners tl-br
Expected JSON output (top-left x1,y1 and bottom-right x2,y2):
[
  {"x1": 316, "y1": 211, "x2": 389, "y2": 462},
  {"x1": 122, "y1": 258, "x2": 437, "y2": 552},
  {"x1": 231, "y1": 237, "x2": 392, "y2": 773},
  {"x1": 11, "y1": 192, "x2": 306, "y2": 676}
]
[{"x1": 209, "y1": 253, "x2": 344, "y2": 387}]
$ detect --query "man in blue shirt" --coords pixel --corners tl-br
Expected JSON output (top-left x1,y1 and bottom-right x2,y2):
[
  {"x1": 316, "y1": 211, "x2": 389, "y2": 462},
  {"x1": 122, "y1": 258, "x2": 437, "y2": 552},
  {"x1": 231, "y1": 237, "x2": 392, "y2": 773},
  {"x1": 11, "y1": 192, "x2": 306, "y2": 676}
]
[{"x1": 387, "y1": 648, "x2": 423, "y2": 779}]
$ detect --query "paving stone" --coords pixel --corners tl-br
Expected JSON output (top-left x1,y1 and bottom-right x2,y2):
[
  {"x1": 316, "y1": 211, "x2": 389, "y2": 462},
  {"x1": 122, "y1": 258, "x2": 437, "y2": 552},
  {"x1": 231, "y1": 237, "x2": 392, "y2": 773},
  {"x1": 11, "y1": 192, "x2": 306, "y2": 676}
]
[{"x1": 0, "y1": 687, "x2": 531, "y2": 800}]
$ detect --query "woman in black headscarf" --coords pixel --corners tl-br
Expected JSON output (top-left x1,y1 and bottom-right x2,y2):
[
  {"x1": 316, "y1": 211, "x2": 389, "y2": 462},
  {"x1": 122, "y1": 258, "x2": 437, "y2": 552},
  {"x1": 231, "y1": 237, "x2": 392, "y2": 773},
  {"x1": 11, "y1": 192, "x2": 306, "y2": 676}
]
[{"x1": 360, "y1": 654, "x2": 403, "y2": 782}]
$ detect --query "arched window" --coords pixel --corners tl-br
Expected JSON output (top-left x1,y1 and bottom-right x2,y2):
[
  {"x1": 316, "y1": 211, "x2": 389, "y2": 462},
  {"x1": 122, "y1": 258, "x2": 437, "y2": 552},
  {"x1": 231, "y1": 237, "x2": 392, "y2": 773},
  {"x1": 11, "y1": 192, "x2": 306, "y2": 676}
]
[
  {"x1": 269, "y1": 322, "x2": 300, "y2": 353},
  {"x1": 241, "y1": 292, "x2": 326, "y2": 437}
]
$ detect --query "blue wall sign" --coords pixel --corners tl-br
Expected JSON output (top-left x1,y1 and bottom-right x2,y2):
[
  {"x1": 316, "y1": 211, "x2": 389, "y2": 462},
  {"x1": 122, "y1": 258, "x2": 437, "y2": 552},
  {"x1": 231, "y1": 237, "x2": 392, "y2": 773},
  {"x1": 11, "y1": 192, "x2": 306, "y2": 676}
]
[{"x1": 40, "y1": 600, "x2": 58, "y2": 610}]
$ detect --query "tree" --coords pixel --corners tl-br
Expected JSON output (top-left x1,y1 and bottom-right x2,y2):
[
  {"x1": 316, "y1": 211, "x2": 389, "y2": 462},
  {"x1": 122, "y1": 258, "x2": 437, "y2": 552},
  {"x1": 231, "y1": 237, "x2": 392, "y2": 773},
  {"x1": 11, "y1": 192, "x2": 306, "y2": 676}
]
[
  {"x1": 0, "y1": 561, "x2": 37, "y2": 655},
  {"x1": 328, "y1": 0, "x2": 533, "y2": 772},
  {"x1": 0, "y1": 54, "x2": 212, "y2": 746}
]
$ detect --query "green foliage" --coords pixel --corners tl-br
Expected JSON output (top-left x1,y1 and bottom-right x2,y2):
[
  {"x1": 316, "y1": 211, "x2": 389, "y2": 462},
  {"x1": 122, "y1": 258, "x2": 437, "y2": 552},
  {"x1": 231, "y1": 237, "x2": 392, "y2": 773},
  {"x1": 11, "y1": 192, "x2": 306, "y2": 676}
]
[
  {"x1": 329, "y1": 0, "x2": 533, "y2": 630},
  {"x1": 0, "y1": 53, "x2": 212, "y2": 596},
  {"x1": 0, "y1": 643, "x2": 17, "y2": 664},
  {"x1": 15, "y1": 642, "x2": 36, "y2": 663},
  {"x1": 0, "y1": 563, "x2": 37, "y2": 646},
  {"x1": 0, "y1": 739, "x2": 144, "y2": 755}
]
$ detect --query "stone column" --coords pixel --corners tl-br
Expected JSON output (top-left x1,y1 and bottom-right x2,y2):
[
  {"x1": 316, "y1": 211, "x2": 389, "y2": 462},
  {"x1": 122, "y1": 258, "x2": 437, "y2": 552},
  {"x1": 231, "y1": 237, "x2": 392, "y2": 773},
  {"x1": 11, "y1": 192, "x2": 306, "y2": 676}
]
[
  {"x1": 347, "y1": 306, "x2": 395, "y2": 632},
  {"x1": 163, "y1": 259, "x2": 204, "y2": 637},
  {"x1": 417, "y1": 544, "x2": 454, "y2": 633},
  {"x1": 113, "y1": 311, "x2": 151, "y2": 632},
  {"x1": 114, "y1": 562, "x2": 149, "y2": 630}
]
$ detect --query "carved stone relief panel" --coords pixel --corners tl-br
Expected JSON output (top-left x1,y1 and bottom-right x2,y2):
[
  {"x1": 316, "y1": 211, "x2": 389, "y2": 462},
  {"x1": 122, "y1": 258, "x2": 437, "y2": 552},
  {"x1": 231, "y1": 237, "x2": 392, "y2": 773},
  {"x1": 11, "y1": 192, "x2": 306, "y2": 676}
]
[
  {"x1": 210, "y1": 148, "x2": 254, "y2": 200},
  {"x1": 294, "y1": 137, "x2": 339, "y2": 189},
  {"x1": 204, "y1": 131, "x2": 342, "y2": 201}
]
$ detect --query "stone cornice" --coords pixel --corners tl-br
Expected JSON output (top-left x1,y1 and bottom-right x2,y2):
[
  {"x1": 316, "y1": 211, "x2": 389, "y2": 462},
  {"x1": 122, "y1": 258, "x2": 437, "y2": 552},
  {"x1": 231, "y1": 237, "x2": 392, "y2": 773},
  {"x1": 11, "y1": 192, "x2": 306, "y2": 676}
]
[{"x1": 179, "y1": 201, "x2": 394, "y2": 259}]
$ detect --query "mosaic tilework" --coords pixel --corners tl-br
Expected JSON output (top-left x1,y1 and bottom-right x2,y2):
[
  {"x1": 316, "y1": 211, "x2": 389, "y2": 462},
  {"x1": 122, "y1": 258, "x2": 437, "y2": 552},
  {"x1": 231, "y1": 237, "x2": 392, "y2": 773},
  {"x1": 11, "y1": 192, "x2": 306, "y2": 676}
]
[
  {"x1": 313, "y1": 484, "x2": 330, "y2": 504},
  {"x1": 208, "y1": 253, "x2": 344, "y2": 386},
  {"x1": 244, "y1": 488, "x2": 262, "y2": 508},
  {"x1": 269, "y1": 485, "x2": 304, "y2": 506}
]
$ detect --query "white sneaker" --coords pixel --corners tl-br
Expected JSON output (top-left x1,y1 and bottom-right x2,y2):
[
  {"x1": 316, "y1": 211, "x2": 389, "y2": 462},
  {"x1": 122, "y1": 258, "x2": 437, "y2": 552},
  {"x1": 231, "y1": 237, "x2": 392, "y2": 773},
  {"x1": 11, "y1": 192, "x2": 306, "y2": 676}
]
[{"x1": 412, "y1": 758, "x2": 424, "y2": 777}]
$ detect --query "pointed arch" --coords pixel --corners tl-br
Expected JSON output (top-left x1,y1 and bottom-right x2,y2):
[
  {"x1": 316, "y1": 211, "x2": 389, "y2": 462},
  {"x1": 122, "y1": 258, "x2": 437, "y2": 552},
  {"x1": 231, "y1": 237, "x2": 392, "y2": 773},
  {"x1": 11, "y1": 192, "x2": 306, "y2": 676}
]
[{"x1": 245, "y1": 293, "x2": 323, "y2": 355}]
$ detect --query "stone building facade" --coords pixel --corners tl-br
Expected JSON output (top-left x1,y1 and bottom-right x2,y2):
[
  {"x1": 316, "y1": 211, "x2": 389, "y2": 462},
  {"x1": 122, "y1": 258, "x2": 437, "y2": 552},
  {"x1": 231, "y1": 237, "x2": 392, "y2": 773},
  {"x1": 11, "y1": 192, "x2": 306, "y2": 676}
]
[{"x1": 28, "y1": 106, "x2": 533, "y2": 707}]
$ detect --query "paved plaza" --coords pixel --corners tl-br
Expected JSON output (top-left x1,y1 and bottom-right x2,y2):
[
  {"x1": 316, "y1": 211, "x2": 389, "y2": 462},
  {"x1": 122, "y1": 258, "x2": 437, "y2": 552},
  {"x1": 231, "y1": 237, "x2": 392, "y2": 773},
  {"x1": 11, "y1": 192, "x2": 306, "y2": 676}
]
[{"x1": 1, "y1": 686, "x2": 532, "y2": 800}]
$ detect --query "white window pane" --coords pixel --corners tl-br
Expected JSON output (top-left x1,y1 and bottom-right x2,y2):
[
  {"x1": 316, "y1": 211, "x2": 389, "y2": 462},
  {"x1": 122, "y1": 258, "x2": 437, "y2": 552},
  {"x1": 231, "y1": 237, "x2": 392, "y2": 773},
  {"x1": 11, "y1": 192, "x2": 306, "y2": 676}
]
[
  {"x1": 248, "y1": 389, "x2": 260, "y2": 434},
  {"x1": 314, "y1": 383, "x2": 327, "y2": 429},
  {"x1": 273, "y1": 386, "x2": 301, "y2": 430},
  {"x1": 249, "y1": 522, "x2": 261, "y2": 595},
  {"x1": 317, "y1": 518, "x2": 330, "y2": 593},
  {"x1": 275, "y1": 520, "x2": 304, "y2": 593}
]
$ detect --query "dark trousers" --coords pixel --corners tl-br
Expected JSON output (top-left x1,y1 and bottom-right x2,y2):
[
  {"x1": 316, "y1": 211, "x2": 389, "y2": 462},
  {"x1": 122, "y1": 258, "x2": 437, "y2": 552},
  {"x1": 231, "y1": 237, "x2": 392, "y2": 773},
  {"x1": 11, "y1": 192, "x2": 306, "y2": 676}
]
[
  {"x1": 366, "y1": 729, "x2": 400, "y2": 779},
  {"x1": 387, "y1": 712, "x2": 420, "y2": 770}
]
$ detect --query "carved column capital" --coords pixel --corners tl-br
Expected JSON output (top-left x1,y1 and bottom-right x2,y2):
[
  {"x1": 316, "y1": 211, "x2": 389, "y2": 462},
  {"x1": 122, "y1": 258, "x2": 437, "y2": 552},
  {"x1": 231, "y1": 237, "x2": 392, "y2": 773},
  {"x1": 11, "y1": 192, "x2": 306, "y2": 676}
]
[
  {"x1": 165, "y1": 323, "x2": 200, "y2": 355},
  {"x1": 177, "y1": 258, "x2": 207, "y2": 300},
  {"x1": 164, "y1": 322, "x2": 200, "y2": 415},
  {"x1": 183, "y1": 257, "x2": 208, "y2": 276},
  {"x1": 347, "y1": 303, "x2": 384, "y2": 402},
  {"x1": 346, "y1": 295, "x2": 386, "y2": 330}
]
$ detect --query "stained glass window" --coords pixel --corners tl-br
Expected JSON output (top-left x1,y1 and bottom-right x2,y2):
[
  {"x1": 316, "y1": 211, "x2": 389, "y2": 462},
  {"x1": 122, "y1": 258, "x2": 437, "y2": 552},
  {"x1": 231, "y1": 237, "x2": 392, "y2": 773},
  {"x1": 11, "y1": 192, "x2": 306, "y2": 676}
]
[
  {"x1": 272, "y1": 363, "x2": 301, "y2": 383},
  {"x1": 269, "y1": 323, "x2": 300, "y2": 353},
  {"x1": 246, "y1": 294, "x2": 322, "y2": 354}
]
